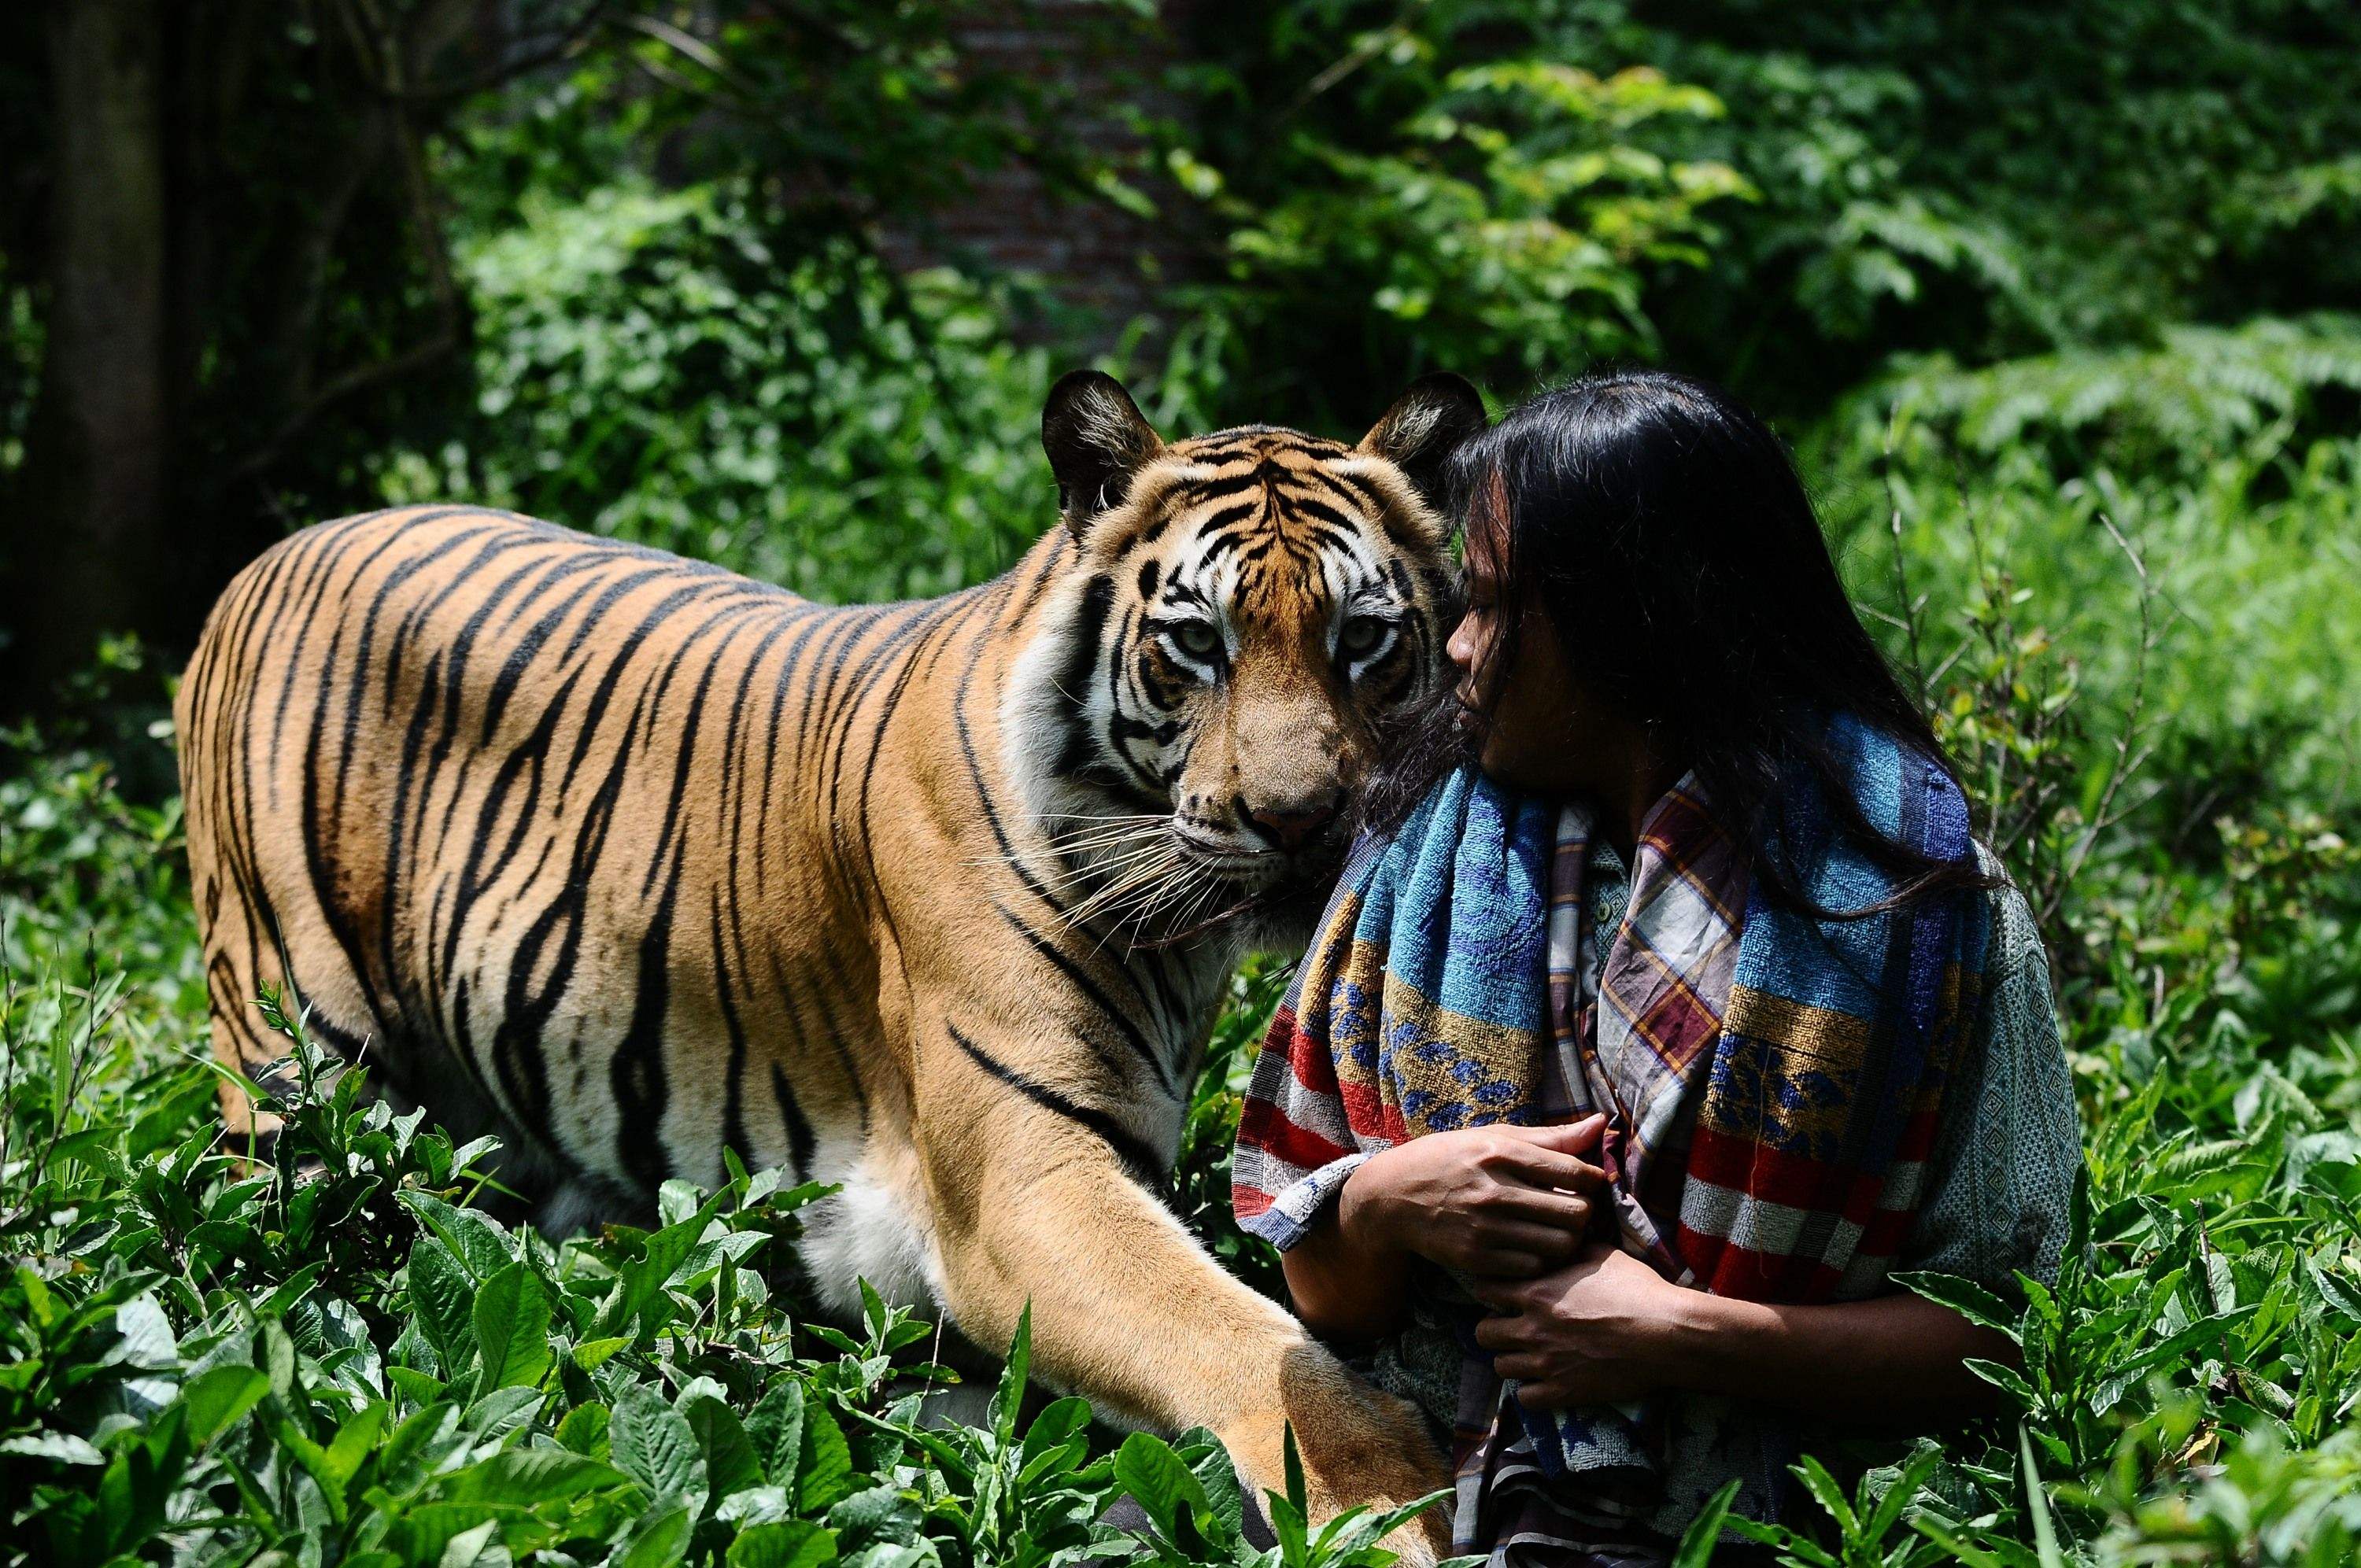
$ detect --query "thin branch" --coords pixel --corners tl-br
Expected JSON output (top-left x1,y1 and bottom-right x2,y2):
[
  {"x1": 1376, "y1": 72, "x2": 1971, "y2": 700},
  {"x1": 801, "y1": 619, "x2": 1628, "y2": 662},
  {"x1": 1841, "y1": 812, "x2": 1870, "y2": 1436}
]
[
  {"x1": 1882, "y1": 411, "x2": 1929, "y2": 699},
  {"x1": 613, "y1": 10, "x2": 762, "y2": 105},
  {"x1": 0, "y1": 918, "x2": 18, "y2": 1182},
  {"x1": 2062, "y1": 512, "x2": 2161, "y2": 885},
  {"x1": 1291, "y1": 0, "x2": 1435, "y2": 114},
  {"x1": 625, "y1": 50, "x2": 719, "y2": 103}
]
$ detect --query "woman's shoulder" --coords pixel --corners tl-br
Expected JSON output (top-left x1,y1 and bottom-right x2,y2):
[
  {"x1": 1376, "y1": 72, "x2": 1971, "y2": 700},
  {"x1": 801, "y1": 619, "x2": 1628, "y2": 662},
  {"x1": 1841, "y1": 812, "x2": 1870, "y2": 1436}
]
[{"x1": 1970, "y1": 841, "x2": 2048, "y2": 985}]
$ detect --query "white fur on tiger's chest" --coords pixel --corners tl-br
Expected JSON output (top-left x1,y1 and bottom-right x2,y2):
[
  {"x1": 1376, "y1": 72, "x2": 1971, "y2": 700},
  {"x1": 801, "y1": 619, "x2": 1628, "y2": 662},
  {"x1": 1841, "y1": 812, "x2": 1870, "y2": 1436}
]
[{"x1": 794, "y1": 1141, "x2": 944, "y2": 1322}]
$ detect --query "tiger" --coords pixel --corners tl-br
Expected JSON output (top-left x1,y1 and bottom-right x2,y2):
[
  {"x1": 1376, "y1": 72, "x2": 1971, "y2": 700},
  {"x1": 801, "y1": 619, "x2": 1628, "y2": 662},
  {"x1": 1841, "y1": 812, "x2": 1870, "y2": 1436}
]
[{"x1": 176, "y1": 369, "x2": 1487, "y2": 1549}]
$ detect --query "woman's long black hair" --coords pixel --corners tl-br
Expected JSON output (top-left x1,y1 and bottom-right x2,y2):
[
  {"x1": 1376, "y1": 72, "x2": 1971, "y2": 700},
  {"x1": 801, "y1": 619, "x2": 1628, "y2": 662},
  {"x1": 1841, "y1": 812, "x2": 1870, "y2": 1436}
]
[{"x1": 1369, "y1": 367, "x2": 1991, "y2": 917}]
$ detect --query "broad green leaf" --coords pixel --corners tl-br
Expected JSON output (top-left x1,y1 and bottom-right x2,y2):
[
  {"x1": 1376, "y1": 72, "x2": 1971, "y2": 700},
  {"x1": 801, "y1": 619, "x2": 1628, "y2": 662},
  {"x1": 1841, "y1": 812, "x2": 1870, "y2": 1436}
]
[
  {"x1": 1266, "y1": 1489, "x2": 1311, "y2": 1568},
  {"x1": 0, "y1": 1430, "x2": 105, "y2": 1465},
  {"x1": 716, "y1": 1485, "x2": 796, "y2": 1528},
  {"x1": 575, "y1": 1335, "x2": 632, "y2": 1371},
  {"x1": 746, "y1": 1381, "x2": 807, "y2": 1485},
  {"x1": 472, "y1": 1261, "x2": 553, "y2": 1395},
  {"x1": 2089, "y1": 1305, "x2": 2260, "y2": 1413},
  {"x1": 320, "y1": 1400, "x2": 390, "y2": 1494},
  {"x1": 1788, "y1": 1455, "x2": 1857, "y2": 1537},
  {"x1": 611, "y1": 1385, "x2": 706, "y2": 1503},
  {"x1": 1860, "y1": 1448, "x2": 1942, "y2": 1546},
  {"x1": 728, "y1": 1519, "x2": 839, "y2": 1568},
  {"x1": 1183, "y1": 1427, "x2": 1247, "y2": 1548},
  {"x1": 464, "y1": 1384, "x2": 547, "y2": 1444},
  {"x1": 617, "y1": 1499, "x2": 696, "y2": 1568},
  {"x1": 991, "y1": 1303, "x2": 1031, "y2": 1444},
  {"x1": 1018, "y1": 1396, "x2": 1092, "y2": 1485},
  {"x1": 259, "y1": 1260, "x2": 331, "y2": 1321},
  {"x1": 796, "y1": 1400, "x2": 855, "y2": 1516},
  {"x1": 826, "y1": 1483, "x2": 920, "y2": 1553},
  {"x1": 1114, "y1": 1431, "x2": 1214, "y2": 1547},
  {"x1": 556, "y1": 1401, "x2": 611, "y2": 1456},
  {"x1": 437, "y1": 1445, "x2": 628, "y2": 1505},
  {"x1": 1326, "y1": 1489, "x2": 1454, "y2": 1562},
  {"x1": 110, "y1": 1293, "x2": 177, "y2": 1367},
  {"x1": 271, "y1": 1415, "x2": 353, "y2": 1524},
  {"x1": 177, "y1": 1364, "x2": 269, "y2": 1448},
  {"x1": 15, "y1": 1265, "x2": 54, "y2": 1329},
  {"x1": 431, "y1": 1517, "x2": 503, "y2": 1568},
  {"x1": 49, "y1": 1123, "x2": 124, "y2": 1168},
  {"x1": 130, "y1": 1077, "x2": 216, "y2": 1158},
  {"x1": 852, "y1": 1404, "x2": 974, "y2": 1487},
  {"x1": 399, "y1": 1190, "x2": 518, "y2": 1279},
  {"x1": 408, "y1": 1236, "x2": 478, "y2": 1369},
  {"x1": 1964, "y1": 1357, "x2": 2042, "y2": 1411},
  {"x1": 1725, "y1": 1515, "x2": 1838, "y2": 1567},
  {"x1": 689, "y1": 1394, "x2": 767, "y2": 1503},
  {"x1": 1890, "y1": 1271, "x2": 2020, "y2": 1337},
  {"x1": 1910, "y1": 1518, "x2": 2014, "y2": 1568},
  {"x1": 386, "y1": 1499, "x2": 534, "y2": 1563},
  {"x1": 377, "y1": 1401, "x2": 464, "y2": 1494},
  {"x1": 2304, "y1": 1256, "x2": 2361, "y2": 1321},
  {"x1": 610, "y1": 1190, "x2": 733, "y2": 1334}
]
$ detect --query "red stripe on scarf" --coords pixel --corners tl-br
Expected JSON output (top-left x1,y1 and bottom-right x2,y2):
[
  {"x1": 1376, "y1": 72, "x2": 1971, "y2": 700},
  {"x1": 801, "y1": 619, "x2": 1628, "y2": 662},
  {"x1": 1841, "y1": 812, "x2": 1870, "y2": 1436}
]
[
  {"x1": 1686, "y1": 1109, "x2": 1944, "y2": 1211},
  {"x1": 1235, "y1": 1093, "x2": 1354, "y2": 1174},
  {"x1": 1271, "y1": 1004, "x2": 1406, "y2": 1146},
  {"x1": 1686, "y1": 1123, "x2": 1836, "y2": 1209},
  {"x1": 1275, "y1": 1005, "x2": 1331, "y2": 1088},
  {"x1": 1676, "y1": 1223, "x2": 1856, "y2": 1302}
]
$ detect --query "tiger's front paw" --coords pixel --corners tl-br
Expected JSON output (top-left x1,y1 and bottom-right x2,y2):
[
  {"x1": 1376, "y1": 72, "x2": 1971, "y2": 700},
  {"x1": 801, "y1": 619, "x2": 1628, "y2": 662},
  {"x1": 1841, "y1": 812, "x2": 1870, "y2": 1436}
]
[{"x1": 1221, "y1": 1347, "x2": 1454, "y2": 1566}]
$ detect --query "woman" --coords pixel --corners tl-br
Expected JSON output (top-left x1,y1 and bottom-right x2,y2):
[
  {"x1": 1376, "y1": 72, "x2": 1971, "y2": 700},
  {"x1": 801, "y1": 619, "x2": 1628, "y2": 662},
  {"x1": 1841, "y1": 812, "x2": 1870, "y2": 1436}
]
[{"x1": 1232, "y1": 370, "x2": 2080, "y2": 1564}]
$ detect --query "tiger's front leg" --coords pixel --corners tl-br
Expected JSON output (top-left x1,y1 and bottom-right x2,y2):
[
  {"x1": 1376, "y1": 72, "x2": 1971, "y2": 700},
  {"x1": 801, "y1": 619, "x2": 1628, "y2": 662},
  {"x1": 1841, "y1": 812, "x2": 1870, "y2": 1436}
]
[{"x1": 905, "y1": 1002, "x2": 1452, "y2": 1561}]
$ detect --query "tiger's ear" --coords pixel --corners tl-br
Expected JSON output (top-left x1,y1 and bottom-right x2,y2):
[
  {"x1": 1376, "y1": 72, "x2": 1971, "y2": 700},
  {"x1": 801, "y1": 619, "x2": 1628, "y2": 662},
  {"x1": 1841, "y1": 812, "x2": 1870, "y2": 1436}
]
[
  {"x1": 1042, "y1": 370, "x2": 1164, "y2": 538},
  {"x1": 1357, "y1": 373, "x2": 1488, "y2": 511}
]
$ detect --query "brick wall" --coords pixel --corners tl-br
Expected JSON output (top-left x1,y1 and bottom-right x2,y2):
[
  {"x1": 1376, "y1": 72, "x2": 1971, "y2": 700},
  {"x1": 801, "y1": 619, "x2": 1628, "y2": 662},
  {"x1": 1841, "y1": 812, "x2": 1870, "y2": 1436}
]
[{"x1": 874, "y1": 1, "x2": 1212, "y2": 334}]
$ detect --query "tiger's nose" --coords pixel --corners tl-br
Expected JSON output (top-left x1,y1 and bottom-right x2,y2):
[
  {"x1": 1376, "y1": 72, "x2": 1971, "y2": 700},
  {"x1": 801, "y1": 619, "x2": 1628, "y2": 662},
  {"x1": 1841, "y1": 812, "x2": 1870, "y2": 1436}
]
[{"x1": 1244, "y1": 792, "x2": 1343, "y2": 851}]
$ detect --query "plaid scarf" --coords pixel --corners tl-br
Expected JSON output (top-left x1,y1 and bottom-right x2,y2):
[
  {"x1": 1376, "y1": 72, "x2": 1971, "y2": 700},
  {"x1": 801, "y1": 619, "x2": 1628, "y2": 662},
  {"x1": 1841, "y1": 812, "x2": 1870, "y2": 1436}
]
[{"x1": 1234, "y1": 717, "x2": 1989, "y2": 1555}]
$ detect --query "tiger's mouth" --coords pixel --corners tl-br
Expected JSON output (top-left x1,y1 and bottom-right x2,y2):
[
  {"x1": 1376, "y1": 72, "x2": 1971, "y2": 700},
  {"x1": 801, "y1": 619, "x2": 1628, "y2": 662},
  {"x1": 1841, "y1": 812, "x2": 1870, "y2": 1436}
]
[
  {"x1": 1045, "y1": 814, "x2": 1345, "y2": 945},
  {"x1": 1125, "y1": 846, "x2": 1343, "y2": 951},
  {"x1": 1168, "y1": 828, "x2": 1280, "y2": 876},
  {"x1": 1170, "y1": 824, "x2": 1344, "y2": 889}
]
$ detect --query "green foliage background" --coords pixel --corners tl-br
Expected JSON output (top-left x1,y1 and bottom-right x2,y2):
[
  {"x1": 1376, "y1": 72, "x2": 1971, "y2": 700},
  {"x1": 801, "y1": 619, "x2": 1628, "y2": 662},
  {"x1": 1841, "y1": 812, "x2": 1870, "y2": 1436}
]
[{"x1": 5, "y1": 1, "x2": 2361, "y2": 1562}]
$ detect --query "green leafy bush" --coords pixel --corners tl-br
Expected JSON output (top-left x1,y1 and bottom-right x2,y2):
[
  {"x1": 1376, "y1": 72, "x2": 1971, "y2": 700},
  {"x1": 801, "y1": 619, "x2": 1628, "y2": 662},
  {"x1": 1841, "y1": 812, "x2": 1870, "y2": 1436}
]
[
  {"x1": 1154, "y1": 0, "x2": 1753, "y2": 423},
  {"x1": 1812, "y1": 323, "x2": 2361, "y2": 811},
  {"x1": 0, "y1": 948, "x2": 1462, "y2": 1567},
  {"x1": 375, "y1": 182, "x2": 1062, "y2": 603}
]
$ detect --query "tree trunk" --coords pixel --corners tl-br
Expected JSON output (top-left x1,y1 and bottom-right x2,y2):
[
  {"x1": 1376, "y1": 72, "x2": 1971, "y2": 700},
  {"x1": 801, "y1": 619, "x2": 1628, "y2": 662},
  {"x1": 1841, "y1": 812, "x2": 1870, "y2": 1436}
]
[{"x1": 4, "y1": 0, "x2": 169, "y2": 707}]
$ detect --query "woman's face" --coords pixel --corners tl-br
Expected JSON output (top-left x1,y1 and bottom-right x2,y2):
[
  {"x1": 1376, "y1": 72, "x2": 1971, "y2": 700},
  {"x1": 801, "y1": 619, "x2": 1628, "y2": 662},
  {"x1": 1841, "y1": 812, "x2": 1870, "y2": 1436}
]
[{"x1": 1444, "y1": 508, "x2": 1595, "y2": 791}]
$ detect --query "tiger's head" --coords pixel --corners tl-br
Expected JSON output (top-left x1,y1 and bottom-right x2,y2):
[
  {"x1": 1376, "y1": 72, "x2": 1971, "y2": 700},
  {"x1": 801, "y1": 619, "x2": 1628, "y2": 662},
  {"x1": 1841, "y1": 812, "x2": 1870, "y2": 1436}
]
[{"x1": 1004, "y1": 370, "x2": 1487, "y2": 946}]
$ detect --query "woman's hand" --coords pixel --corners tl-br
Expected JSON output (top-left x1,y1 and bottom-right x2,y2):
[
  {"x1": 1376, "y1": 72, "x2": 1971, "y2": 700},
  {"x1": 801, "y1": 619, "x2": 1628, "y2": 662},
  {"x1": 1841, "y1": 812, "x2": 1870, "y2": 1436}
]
[
  {"x1": 1468, "y1": 1241, "x2": 1693, "y2": 1408},
  {"x1": 1336, "y1": 1114, "x2": 1608, "y2": 1278},
  {"x1": 1469, "y1": 1241, "x2": 2023, "y2": 1427}
]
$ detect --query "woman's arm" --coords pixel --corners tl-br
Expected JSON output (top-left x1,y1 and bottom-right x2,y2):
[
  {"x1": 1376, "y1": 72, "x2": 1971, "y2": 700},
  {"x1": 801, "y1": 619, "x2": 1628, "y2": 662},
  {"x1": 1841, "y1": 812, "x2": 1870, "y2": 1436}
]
[
  {"x1": 1280, "y1": 1185, "x2": 1416, "y2": 1343},
  {"x1": 1470, "y1": 1242, "x2": 2014, "y2": 1425},
  {"x1": 1283, "y1": 1117, "x2": 1610, "y2": 1344}
]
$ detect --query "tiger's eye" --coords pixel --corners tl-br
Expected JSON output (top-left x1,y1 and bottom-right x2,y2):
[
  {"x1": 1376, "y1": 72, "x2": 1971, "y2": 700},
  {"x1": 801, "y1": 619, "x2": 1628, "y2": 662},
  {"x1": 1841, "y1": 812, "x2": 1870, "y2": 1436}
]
[
  {"x1": 1338, "y1": 615, "x2": 1391, "y2": 659},
  {"x1": 1170, "y1": 620, "x2": 1222, "y2": 661}
]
